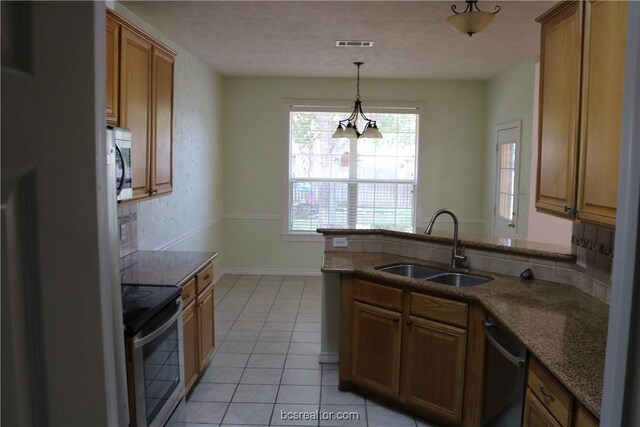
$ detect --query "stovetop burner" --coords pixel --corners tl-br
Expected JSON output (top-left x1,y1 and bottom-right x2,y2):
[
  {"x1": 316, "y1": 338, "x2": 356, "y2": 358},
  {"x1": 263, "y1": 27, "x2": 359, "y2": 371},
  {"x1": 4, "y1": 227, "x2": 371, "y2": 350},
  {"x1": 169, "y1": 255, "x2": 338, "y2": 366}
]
[{"x1": 121, "y1": 285, "x2": 181, "y2": 336}]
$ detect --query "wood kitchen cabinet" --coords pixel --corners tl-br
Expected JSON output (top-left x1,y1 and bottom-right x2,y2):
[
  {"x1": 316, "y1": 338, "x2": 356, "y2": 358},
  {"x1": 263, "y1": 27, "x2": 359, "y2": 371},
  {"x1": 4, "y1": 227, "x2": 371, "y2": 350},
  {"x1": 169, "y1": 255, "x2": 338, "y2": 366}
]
[
  {"x1": 341, "y1": 277, "x2": 474, "y2": 426},
  {"x1": 106, "y1": 14, "x2": 119, "y2": 124},
  {"x1": 524, "y1": 356, "x2": 600, "y2": 427},
  {"x1": 181, "y1": 263, "x2": 215, "y2": 396},
  {"x1": 106, "y1": 9, "x2": 175, "y2": 201},
  {"x1": 351, "y1": 301, "x2": 402, "y2": 398},
  {"x1": 402, "y1": 315, "x2": 466, "y2": 422},
  {"x1": 535, "y1": 0, "x2": 627, "y2": 227}
]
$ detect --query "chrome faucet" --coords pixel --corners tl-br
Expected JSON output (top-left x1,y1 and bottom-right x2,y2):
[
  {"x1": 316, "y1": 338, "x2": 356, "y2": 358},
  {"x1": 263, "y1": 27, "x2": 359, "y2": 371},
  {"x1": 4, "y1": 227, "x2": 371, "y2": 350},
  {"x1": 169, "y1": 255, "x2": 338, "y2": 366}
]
[{"x1": 424, "y1": 209, "x2": 467, "y2": 269}]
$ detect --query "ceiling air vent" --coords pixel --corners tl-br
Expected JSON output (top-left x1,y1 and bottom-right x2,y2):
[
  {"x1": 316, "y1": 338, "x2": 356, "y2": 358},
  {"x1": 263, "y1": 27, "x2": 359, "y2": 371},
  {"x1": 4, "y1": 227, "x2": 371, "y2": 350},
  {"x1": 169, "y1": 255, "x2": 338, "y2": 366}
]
[{"x1": 335, "y1": 40, "x2": 374, "y2": 48}]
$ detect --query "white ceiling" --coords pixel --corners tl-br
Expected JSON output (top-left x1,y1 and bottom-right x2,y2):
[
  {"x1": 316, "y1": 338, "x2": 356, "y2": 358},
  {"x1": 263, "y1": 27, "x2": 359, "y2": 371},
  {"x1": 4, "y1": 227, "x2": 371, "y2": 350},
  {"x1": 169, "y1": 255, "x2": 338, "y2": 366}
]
[{"x1": 122, "y1": 0, "x2": 553, "y2": 80}]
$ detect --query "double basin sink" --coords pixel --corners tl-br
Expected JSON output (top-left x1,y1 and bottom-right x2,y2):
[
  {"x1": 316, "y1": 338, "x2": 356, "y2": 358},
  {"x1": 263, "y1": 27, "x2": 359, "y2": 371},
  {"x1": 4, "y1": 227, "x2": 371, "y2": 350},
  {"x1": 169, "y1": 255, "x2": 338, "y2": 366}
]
[{"x1": 376, "y1": 263, "x2": 492, "y2": 287}]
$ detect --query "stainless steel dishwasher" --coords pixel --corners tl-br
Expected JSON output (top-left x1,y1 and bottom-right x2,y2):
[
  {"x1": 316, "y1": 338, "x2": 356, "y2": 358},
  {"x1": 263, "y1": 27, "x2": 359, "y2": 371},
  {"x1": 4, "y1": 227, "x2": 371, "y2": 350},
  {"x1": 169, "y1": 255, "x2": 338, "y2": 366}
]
[{"x1": 481, "y1": 316, "x2": 528, "y2": 427}]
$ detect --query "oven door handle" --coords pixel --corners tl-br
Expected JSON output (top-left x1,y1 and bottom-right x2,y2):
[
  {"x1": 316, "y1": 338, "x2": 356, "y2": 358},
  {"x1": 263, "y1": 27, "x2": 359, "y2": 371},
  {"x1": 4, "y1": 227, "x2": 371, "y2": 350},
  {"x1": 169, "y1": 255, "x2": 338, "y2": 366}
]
[
  {"x1": 482, "y1": 319, "x2": 526, "y2": 366},
  {"x1": 133, "y1": 300, "x2": 182, "y2": 349}
]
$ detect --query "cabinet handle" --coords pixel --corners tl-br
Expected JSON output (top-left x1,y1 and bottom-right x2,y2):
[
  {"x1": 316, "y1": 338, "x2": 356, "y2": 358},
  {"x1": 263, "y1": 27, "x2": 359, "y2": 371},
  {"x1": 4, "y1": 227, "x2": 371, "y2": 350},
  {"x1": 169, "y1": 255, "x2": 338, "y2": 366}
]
[
  {"x1": 406, "y1": 320, "x2": 413, "y2": 326},
  {"x1": 564, "y1": 205, "x2": 572, "y2": 213},
  {"x1": 393, "y1": 318, "x2": 400, "y2": 324},
  {"x1": 151, "y1": 189, "x2": 158, "y2": 195},
  {"x1": 538, "y1": 382, "x2": 556, "y2": 403}
]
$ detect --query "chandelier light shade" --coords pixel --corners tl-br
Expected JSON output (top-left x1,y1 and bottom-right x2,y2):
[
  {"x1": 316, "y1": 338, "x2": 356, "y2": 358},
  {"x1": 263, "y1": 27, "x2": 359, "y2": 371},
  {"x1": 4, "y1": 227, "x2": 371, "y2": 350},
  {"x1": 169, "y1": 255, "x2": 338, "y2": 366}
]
[
  {"x1": 332, "y1": 62, "x2": 382, "y2": 139},
  {"x1": 447, "y1": 0, "x2": 501, "y2": 36}
]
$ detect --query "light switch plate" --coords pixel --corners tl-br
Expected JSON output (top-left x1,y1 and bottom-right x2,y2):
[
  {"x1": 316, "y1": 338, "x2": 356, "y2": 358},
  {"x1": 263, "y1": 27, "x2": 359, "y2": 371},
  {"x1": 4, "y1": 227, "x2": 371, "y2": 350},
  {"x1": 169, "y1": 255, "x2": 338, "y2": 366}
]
[
  {"x1": 332, "y1": 237, "x2": 348, "y2": 247},
  {"x1": 120, "y1": 224, "x2": 127, "y2": 242},
  {"x1": 576, "y1": 246, "x2": 587, "y2": 268}
]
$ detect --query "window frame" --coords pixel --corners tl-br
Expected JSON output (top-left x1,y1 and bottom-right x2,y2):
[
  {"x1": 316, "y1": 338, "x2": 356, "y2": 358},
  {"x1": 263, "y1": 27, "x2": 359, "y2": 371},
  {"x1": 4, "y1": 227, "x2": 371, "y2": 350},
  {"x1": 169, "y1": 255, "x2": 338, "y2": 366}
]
[{"x1": 282, "y1": 98, "x2": 422, "y2": 240}]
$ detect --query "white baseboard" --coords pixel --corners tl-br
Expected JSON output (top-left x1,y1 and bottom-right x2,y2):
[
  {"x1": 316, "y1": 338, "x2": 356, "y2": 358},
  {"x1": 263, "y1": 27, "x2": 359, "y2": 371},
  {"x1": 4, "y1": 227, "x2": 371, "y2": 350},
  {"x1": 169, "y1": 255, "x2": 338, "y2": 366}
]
[
  {"x1": 318, "y1": 352, "x2": 339, "y2": 364},
  {"x1": 223, "y1": 268, "x2": 322, "y2": 277}
]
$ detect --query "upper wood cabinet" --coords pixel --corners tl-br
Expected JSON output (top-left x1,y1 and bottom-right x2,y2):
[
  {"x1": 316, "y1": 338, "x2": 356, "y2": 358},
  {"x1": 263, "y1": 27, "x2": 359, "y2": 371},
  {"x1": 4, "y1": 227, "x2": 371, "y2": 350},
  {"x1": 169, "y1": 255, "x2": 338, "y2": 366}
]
[
  {"x1": 576, "y1": 0, "x2": 627, "y2": 226},
  {"x1": 106, "y1": 9, "x2": 176, "y2": 201},
  {"x1": 535, "y1": 1, "x2": 582, "y2": 218},
  {"x1": 536, "y1": 0, "x2": 627, "y2": 227},
  {"x1": 120, "y1": 26, "x2": 153, "y2": 200},
  {"x1": 106, "y1": 15, "x2": 119, "y2": 124}
]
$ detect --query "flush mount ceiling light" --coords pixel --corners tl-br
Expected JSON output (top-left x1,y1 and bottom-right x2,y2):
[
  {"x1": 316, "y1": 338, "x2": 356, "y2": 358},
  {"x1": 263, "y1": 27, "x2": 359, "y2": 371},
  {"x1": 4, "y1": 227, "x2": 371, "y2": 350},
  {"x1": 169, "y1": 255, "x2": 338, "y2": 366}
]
[
  {"x1": 447, "y1": 0, "x2": 501, "y2": 36},
  {"x1": 332, "y1": 62, "x2": 382, "y2": 139}
]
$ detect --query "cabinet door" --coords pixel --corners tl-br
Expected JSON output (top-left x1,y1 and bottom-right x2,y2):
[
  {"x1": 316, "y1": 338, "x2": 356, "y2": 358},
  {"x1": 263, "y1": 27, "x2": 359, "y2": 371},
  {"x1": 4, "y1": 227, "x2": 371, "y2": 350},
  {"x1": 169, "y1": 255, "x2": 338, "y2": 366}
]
[
  {"x1": 535, "y1": 2, "x2": 582, "y2": 218},
  {"x1": 576, "y1": 0, "x2": 627, "y2": 227},
  {"x1": 182, "y1": 301, "x2": 199, "y2": 396},
  {"x1": 106, "y1": 14, "x2": 119, "y2": 125},
  {"x1": 351, "y1": 301, "x2": 402, "y2": 398},
  {"x1": 574, "y1": 404, "x2": 598, "y2": 427},
  {"x1": 197, "y1": 285, "x2": 215, "y2": 370},
  {"x1": 523, "y1": 389, "x2": 562, "y2": 427},
  {"x1": 401, "y1": 315, "x2": 466, "y2": 424},
  {"x1": 151, "y1": 47, "x2": 174, "y2": 196},
  {"x1": 120, "y1": 27, "x2": 152, "y2": 200}
]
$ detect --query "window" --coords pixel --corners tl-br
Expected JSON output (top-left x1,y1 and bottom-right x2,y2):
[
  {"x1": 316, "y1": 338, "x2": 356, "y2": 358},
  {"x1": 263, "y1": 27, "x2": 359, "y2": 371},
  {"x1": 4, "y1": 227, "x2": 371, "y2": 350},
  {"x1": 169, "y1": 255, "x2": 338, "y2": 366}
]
[{"x1": 286, "y1": 100, "x2": 420, "y2": 233}]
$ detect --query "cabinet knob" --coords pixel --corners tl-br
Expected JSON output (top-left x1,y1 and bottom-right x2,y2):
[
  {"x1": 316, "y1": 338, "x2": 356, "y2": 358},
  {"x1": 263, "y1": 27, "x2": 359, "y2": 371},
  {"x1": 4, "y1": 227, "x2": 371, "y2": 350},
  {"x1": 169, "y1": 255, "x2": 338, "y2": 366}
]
[
  {"x1": 393, "y1": 318, "x2": 400, "y2": 324},
  {"x1": 406, "y1": 320, "x2": 413, "y2": 326},
  {"x1": 564, "y1": 205, "x2": 572, "y2": 213},
  {"x1": 183, "y1": 294, "x2": 191, "y2": 299}
]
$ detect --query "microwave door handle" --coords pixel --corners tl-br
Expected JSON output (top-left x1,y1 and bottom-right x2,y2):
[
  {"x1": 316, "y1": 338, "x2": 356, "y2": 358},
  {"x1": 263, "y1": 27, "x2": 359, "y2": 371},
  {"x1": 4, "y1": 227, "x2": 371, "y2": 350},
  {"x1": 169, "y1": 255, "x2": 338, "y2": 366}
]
[
  {"x1": 482, "y1": 319, "x2": 526, "y2": 366},
  {"x1": 115, "y1": 142, "x2": 125, "y2": 195},
  {"x1": 132, "y1": 300, "x2": 182, "y2": 349}
]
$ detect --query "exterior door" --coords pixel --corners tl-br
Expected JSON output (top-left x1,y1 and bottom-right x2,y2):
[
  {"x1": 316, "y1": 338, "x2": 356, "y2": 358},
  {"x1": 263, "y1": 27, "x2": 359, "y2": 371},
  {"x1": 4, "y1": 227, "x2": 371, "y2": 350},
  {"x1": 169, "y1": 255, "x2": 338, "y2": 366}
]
[{"x1": 493, "y1": 122, "x2": 521, "y2": 239}]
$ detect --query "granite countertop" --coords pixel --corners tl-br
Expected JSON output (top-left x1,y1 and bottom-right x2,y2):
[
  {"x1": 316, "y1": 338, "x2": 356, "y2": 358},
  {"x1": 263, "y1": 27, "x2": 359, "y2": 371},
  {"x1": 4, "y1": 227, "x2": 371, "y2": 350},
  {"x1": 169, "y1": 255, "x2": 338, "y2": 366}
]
[
  {"x1": 317, "y1": 227, "x2": 575, "y2": 261},
  {"x1": 322, "y1": 252, "x2": 609, "y2": 418},
  {"x1": 121, "y1": 250, "x2": 218, "y2": 286}
]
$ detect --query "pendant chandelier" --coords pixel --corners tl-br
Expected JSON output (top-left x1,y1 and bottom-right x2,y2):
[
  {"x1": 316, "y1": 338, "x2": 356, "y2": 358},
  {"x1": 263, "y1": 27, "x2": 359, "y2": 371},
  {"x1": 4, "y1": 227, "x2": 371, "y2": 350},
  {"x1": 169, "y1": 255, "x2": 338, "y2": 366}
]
[
  {"x1": 447, "y1": 0, "x2": 501, "y2": 37},
  {"x1": 332, "y1": 62, "x2": 382, "y2": 139}
]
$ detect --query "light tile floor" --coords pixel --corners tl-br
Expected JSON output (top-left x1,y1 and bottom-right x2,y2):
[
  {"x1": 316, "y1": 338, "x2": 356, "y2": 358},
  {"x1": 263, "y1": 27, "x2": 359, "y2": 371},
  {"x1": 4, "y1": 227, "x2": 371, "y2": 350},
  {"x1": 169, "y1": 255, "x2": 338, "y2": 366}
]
[{"x1": 185, "y1": 274, "x2": 440, "y2": 427}]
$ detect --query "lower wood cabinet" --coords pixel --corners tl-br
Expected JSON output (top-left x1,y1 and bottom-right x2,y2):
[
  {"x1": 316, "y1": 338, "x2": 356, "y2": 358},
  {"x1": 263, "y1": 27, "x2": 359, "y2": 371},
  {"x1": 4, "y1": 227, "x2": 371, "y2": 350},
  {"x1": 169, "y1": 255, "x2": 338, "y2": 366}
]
[
  {"x1": 524, "y1": 389, "x2": 562, "y2": 427},
  {"x1": 401, "y1": 315, "x2": 466, "y2": 421},
  {"x1": 182, "y1": 300, "x2": 199, "y2": 393},
  {"x1": 524, "y1": 356, "x2": 599, "y2": 427},
  {"x1": 351, "y1": 301, "x2": 402, "y2": 398},
  {"x1": 182, "y1": 263, "x2": 215, "y2": 396},
  {"x1": 197, "y1": 284, "x2": 215, "y2": 369},
  {"x1": 341, "y1": 276, "x2": 473, "y2": 426}
]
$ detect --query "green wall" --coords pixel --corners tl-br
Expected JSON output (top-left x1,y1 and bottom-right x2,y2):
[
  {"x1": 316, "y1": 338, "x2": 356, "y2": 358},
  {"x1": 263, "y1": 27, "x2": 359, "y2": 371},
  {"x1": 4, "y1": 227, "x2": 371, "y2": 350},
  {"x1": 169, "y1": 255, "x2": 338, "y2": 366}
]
[
  {"x1": 222, "y1": 77, "x2": 488, "y2": 272},
  {"x1": 483, "y1": 59, "x2": 536, "y2": 239}
]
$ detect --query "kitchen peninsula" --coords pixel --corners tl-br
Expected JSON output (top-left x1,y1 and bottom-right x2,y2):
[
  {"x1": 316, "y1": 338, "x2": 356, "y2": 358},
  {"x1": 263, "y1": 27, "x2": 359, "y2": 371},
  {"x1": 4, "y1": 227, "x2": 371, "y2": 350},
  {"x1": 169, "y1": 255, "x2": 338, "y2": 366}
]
[{"x1": 319, "y1": 228, "x2": 607, "y2": 427}]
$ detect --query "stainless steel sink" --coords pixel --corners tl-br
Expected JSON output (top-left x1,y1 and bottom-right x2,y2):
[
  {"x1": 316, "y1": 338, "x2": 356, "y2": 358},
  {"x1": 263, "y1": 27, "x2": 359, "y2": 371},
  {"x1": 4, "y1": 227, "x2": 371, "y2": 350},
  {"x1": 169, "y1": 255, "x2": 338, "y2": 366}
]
[
  {"x1": 376, "y1": 263, "x2": 492, "y2": 287},
  {"x1": 426, "y1": 273, "x2": 492, "y2": 287},
  {"x1": 376, "y1": 264, "x2": 445, "y2": 279}
]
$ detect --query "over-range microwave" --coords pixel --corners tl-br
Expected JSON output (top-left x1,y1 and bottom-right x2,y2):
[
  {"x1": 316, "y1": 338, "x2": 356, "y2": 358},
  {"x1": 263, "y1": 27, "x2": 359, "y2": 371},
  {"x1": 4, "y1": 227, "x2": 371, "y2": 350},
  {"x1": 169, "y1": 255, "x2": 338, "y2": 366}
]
[{"x1": 108, "y1": 126, "x2": 133, "y2": 201}]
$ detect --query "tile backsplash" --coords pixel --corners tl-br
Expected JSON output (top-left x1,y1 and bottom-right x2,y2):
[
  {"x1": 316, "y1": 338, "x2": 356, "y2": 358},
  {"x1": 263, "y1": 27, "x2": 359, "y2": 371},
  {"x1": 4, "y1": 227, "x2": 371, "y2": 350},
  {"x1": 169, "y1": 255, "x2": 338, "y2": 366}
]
[
  {"x1": 571, "y1": 222, "x2": 614, "y2": 303},
  {"x1": 117, "y1": 203, "x2": 138, "y2": 258}
]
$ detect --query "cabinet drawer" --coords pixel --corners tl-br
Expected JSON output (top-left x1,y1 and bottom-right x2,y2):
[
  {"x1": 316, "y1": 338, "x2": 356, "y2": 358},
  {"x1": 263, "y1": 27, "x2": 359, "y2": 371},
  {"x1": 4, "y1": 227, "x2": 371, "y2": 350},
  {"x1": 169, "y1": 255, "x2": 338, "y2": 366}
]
[
  {"x1": 410, "y1": 293, "x2": 468, "y2": 328},
  {"x1": 528, "y1": 357, "x2": 573, "y2": 427},
  {"x1": 182, "y1": 277, "x2": 196, "y2": 307},
  {"x1": 353, "y1": 279, "x2": 403, "y2": 311},
  {"x1": 196, "y1": 263, "x2": 213, "y2": 294}
]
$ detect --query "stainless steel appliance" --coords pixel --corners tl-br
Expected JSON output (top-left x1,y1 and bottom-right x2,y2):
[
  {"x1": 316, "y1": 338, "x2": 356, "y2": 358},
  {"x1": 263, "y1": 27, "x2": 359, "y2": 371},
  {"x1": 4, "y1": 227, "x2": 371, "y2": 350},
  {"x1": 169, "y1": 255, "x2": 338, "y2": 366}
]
[
  {"x1": 482, "y1": 316, "x2": 528, "y2": 427},
  {"x1": 122, "y1": 285, "x2": 184, "y2": 427},
  {"x1": 108, "y1": 126, "x2": 133, "y2": 201}
]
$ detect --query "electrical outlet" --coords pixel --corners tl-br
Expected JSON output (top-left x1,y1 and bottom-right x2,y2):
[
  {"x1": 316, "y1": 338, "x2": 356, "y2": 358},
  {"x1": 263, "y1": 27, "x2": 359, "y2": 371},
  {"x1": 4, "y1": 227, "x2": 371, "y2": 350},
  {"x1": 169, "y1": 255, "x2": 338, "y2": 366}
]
[
  {"x1": 120, "y1": 224, "x2": 127, "y2": 242},
  {"x1": 332, "y1": 237, "x2": 348, "y2": 248},
  {"x1": 576, "y1": 246, "x2": 587, "y2": 268}
]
